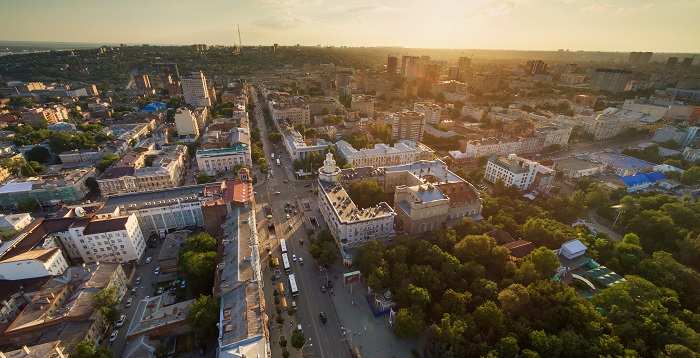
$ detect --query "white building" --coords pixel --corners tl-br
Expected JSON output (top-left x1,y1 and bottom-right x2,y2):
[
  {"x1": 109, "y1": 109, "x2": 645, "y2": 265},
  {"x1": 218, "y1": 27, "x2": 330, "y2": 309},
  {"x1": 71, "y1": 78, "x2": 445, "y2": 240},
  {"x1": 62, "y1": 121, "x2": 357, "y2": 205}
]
[
  {"x1": 335, "y1": 140, "x2": 434, "y2": 168},
  {"x1": 181, "y1": 71, "x2": 212, "y2": 107},
  {"x1": 413, "y1": 102, "x2": 442, "y2": 125},
  {"x1": 64, "y1": 214, "x2": 147, "y2": 264},
  {"x1": 0, "y1": 248, "x2": 68, "y2": 280},
  {"x1": 317, "y1": 153, "x2": 395, "y2": 248},
  {"x1": 387, "y1": 110, "x2": 426, "y2": 142},
  {"x1": 485, "y1": 154, "x2": 554, "y2": 193},
  {"x1": 0, "y1": 213, "x2": 33, "y2": 231},
  {"x1": 196, "y1": 144, "x2": 251, "y2": 175},
  {"x1": 174, "y1": 108, "x2": 200, "y2": 138}
]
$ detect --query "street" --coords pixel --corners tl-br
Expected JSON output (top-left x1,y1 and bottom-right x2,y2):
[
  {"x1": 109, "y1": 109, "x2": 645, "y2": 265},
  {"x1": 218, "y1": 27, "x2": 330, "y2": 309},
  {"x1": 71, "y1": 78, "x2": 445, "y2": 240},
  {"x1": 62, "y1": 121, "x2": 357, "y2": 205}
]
[{"x1": 251, "y1": 89, "x2": 351, "y2": 358}]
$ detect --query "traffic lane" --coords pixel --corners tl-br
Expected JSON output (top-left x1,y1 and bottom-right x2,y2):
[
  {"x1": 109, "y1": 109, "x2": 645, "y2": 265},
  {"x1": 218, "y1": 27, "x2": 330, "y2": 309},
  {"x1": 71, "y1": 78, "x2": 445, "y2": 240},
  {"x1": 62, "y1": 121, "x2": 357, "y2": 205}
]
[{"x1": 288, "y1": 228, "x2": 349, "y2": 358}]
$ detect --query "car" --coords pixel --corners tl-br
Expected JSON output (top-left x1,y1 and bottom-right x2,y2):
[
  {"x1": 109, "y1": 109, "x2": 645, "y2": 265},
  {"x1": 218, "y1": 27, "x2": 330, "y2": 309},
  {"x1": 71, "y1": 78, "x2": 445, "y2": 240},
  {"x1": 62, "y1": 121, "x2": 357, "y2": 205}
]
[
  {"x1": 126, "y1": 297, "x2": 133, "y2": 307},
  {"x1": 286, "y1": 213, "x2": 291, "y2": 220},
  {"x1": 135, "y1": 276, "x2": 142, "y2": 284},
  {"x1": 298, "y1": 257, "x2": 304, "y2": 265},
  {"x1": 292, "y1": 254, "x2": 297, "y2": 262},
  {"x1": 274, "y1": 191, "x2": 281, "y2": 195},
  {"x1": 297, "y1": 323, "x2": 303, "y2": 332},
  {"x1": 180, "y1": 280, "x2": 187, "y2": 288},
  {"x1": 156, "y1": 287, "x2": 164, "y2": 295},
  {"x1": 109, "y1": 330, "x2": 119, "y2": 343},
  {"x1": 291, "y1": 300, "x2": 297, "y2": 308},
  {"x1": 116, "y1": 314, "x2": 126, "y2": 327},
  {"x1": 131, "y1": 287, "x2": 137, "y2": 294},
  {"x1": 283, "y1": 179, "x2": 288, "y2": 183},
  {"x1": 320, "y1": 284, "x2": 327, "y2": 293},
  {"x1": 145, "y1": 295, "x2": 151, "y2": 300},
  {"x1": 145, "y1": 257, "x2": 152, "y2": 264},
  {"x1": 319, "y1": 312, "x2": 328, "y2": 324},
  {"x1": 154, "y1": 266, "x2": 160, "y2": 274}
]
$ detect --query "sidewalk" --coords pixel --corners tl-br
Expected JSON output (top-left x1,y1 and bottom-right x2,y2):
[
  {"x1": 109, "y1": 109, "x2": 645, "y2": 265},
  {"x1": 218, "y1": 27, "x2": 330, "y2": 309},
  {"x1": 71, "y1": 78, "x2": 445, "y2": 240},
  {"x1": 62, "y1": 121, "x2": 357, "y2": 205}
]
[{"x1": 327, "y1": 267, "x2": 416, "y2": 358}]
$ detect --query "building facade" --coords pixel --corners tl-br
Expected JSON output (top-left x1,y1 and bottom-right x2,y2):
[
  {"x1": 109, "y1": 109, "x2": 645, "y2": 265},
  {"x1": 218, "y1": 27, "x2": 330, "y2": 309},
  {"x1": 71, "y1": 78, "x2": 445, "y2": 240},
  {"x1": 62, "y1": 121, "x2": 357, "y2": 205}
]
[
  {"x1": 485, "y1": 154, "x2": 554, "y2": 193},
  {"x1": 336, "y1": 140, "x2": 434, "y2": 168},
  {"x1": 196, "y1": 144, "x2": 251, "y2": 175},
  {"x1": 388, "y1": 110, "x2": 426, "y2": 142},
  {"x1": 181, "y1": 71, "x2": 212, "y2": 107},
  {"x1": 174, "y1": 108, "x2": 200, "y2": 138}
]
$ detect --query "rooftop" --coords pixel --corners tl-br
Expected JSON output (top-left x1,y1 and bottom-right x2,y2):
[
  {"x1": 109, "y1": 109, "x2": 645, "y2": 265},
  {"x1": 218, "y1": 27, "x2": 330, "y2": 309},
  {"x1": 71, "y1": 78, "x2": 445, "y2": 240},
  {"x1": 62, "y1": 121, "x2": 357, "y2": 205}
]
[
  {"x1": 126, "y1": 295, "x2": 193, "y2": 338},
  {"x1": 319, "y1": 181, "x2": 394, "y2": 223},
  {"x1": 82, "y1": 216, "x2": 129, "y2": 235},
  {"x1": 0, "y1": 248, "x2": 59, "y2": 264}
]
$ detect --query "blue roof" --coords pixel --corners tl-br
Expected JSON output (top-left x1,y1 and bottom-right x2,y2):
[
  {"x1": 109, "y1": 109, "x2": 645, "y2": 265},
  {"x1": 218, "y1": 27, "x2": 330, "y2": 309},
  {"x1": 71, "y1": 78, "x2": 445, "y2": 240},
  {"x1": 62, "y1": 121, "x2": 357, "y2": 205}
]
[
  {"x1": 620, "y1": 172, "x2": 666, "y2": 187},
  {"x1": 141, "y1": 102, "x2": 167, "y2": 113}
]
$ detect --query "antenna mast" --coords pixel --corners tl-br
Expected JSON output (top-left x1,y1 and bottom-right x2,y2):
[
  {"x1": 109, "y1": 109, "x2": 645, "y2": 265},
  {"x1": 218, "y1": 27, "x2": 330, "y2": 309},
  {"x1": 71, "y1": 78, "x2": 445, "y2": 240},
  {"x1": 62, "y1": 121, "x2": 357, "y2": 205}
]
[{"x1": 233, "y1": 25, "x2": 241, "y2": 56}]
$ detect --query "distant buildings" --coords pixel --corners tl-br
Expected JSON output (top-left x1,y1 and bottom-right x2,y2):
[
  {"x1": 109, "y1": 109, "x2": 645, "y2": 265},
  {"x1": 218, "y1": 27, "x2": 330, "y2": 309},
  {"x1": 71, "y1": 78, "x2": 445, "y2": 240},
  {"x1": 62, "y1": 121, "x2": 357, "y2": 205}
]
[
  {"x1": 526, "y1": 60, "x2": 548, "y2": 75},
  {"x1": 335, "y1": 140, "x2": 434, "y2": 168},
  {"x1": 583, "y1": 107, "x2": 644, "y2": 140},
  {"x1": 387, "y1": 55, "x2": 398, "y2": 74},
  {"x1": 181, "y1": 71, "x2": 212, "y2": 107},
  {"x1": 457, "y1": 57, "x2": 472, "y2": 82},
  {"x1": 350, "y1": 94, "x2": 375, "y2": 118},
  {"x1": 484, "y1": 154, "x2": 554, "y2": 193},
  {"x1": 413, "y1": 102, "x2": 442, "y2": 125},
  {"x1": 628, "y1": 52, "x2": 653, "y2": 66},
  {"x1": 387, "y1": 110, "x2": 426, "y2": 142},
  {"x1": 174, "y1": 107, "x2": 201, "y2": 138},
  {"x1": 266, "y1": 92, "x2": 311, "y2": 126},
  {"x1": 591, "y1": 68, "x2": 634, "y2": 93}
]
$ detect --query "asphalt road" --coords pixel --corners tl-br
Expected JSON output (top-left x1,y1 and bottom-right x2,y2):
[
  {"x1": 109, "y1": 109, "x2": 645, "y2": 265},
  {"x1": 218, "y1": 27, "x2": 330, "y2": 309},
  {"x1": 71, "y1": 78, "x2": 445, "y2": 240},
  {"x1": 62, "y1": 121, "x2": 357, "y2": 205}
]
[{"x1": 251, "y1": 88, "x2": 350, "y2": 358}]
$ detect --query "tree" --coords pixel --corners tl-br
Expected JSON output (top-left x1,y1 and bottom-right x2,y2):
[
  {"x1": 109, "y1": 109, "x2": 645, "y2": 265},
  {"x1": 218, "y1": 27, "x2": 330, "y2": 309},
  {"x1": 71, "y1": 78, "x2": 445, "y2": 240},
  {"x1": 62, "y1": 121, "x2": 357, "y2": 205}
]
[
  {"x1": 521, "y1": 217, "x2": 574, "y2": 249},
  {"x1": 291, "y1": 329, "x2": 305, "y2": 350},
  {"x1": 188, "y1": 295, "x2": 220, "y2": 342},
  {"x1": 17, "y1": 198, "x2": 38, "y2": 212},
  {"x1": 523, "y1": 247, "x2": 559, "y2": 279},
  {"x1": 73, "y1": 340, "x2": 111, "y2": 358},
  {"x1": 497, "y1": 284, "x2": 530, "y2": 315},
  {"x1": 179, "y1": 251, "x2": 218, "y2": 296},
  {"x1": 681, "y1": 166, "x2": 700, "y2": 185},
  {"x1": 394, "y1": 308, "x2": 425, "y2": 338},
  {"x1": 183, "y1": 232, "x2": 217, "y2": 253},
  {"x1": 268, "y1": 132, "x2": 282, "y2": 143},
  {"x1": 196, "y1": 173, "x2": 215, "y2": 184},
  {"x1": 96, "y1": 154, "x2": 119, "y2": 173},
  {"x1": 346, "y1": 180, "x2": 384, "y2": 209},
  {"x1": 309, "y1": 230, "x2": 339, "y2": 266},
  {"x1": 25, "y1": 145, "x2": 51, "y2": 163},
  {"x1": 92, "y1": 287, "x2": 119, "y2": 322}
]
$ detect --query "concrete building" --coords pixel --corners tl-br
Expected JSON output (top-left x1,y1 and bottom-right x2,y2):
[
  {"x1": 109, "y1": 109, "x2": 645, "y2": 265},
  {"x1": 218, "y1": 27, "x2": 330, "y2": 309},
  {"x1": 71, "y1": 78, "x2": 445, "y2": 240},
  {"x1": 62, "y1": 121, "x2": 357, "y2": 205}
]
[
  {"x1": 394, "y1": 183, "x2": 450, "y2": 235},
  {"x1": 267, "y1": 92, "x2": 311, "y2": 126},
  {"x1": 591, "y1": 68, "x2": 634, "y2": 93},
  {"x1": 0, "y1": 248, "x2": 68, "y2": 280},
  {"x1": 388, "y1": 110, "x2": 426, "y2": 142},
  {"x1": 554, "y1": 158, "x2": 606, "y2": 179},
  {"x1": 457, "y1": 56, "x2": 472, "y2": 82},
  {"x1": 64, "y1": 214, "x2": 146, "y2": 264},
  {"x1": 317, "y1": 153, "x2": 396, "y2": 248},
  {"x1": 174, "y1": 107, "x2": 200, "y2": 138},
  {"x1": 350, "y1": 94, "x2": 375, "y2": 118},
  {"x1": 432, "y1": 80, "x2": 469, "y2": 102},
  {"x1": 335, "y1": 140, "x2": 434, "y2": 168},
  {"x1": 584, "y1": 108, "x2": 643, "y2": 140},
  {"x1": 485, "y1": 154, "x2": 554, "y2": 193},
  {"x1": 0, "y1": 213, "x2": 33, "y2": 231},
  {"x1": 196, "y1": 144, "x2": 251, "y2": 175},
  {"x1": 0, "y1": 167, "x2": 95, "y2": 209},
  {"x1": 98, "y1": 145, "x2": 188, "y2": 196},
  {"x1": 181, "y1": 71, "x2": 212, "y2": 107},
  {"x1": 413, "y1": 102, "x2": 442, "y2": 125}
]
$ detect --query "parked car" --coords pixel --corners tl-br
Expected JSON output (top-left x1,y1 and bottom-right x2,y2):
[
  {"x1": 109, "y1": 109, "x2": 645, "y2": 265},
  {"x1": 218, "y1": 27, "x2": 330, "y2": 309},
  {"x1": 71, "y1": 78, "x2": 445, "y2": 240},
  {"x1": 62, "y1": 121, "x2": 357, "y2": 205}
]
[
  {"x1": 319, "y1": 312, "x2": 328, "y2": 324},
  {"x1": 298, "y1": 257, "x2": 304, "y2": 265},
  {"x1": 126, "y1": 297, "x2": 133, "y2": 307},
  {"x1": 180, "y1": 280, "x2": 187, "y2": 289},
  {"x1": 292, "y1": 254, "x2": 297, "y2": 262},
  {"x1": 145, "y1": 257, "x2": 152, "y2": 264},
  {"x1": 109, "y1": 330, "x2": 119, "y2": 343},
  {"x1": 116, "y1": 314, "x2": 126, "y2": 328}
]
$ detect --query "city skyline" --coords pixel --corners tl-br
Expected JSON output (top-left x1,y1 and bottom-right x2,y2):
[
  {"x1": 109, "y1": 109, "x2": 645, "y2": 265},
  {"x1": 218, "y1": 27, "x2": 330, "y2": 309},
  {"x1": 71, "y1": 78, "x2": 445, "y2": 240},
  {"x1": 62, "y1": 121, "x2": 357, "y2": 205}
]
[{"x1": 2, "y1": 0, "x2": 700, "y2": 53}]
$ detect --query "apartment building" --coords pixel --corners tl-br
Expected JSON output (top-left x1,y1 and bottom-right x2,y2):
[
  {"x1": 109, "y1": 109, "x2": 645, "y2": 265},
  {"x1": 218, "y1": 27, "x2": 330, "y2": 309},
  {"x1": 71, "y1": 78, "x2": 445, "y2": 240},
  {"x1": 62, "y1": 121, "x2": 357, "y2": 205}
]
[
  {"x1": 181, "y1": 71, "x2": 212, "y2": 107},
  {"x1": 0, "y1": 248, "x2": 68, "y2": 280},
  {"x1": 485, "y1": 154, "x2": 554, "y2": 193},
  {"x1": 335, "y1": 140, "x2": 434, "y2": 168},
  {"x1": 98, "y1": 145, "x2": 187, "y2": 196},
  {"x1": 388, "y1": 110, "x2": 426, "y2": 142},
  {"x1": 350, "y1": 94, "x2": 375, "y2": 118},
  {"x1": 584, "y1": 107, "x2": 643, "y2": 140},
  {"x1": 196, "y1": 144, "x2": 251, "y2": 175},
  {"x1": 63, "y1": 214, "x2": 146, "y2": 263},
  {"x1": 174, "y1": 107, "x2": 200, "y2": 138},
  {"x1": 0, "y1": 167, "x2": 95, "y2": 209},
  {"x1": 591, "y1": 68, "x2": 634, "y2": 93},
  {"x1": 268, "y1": 93, "x2": 311, "y2": 126},
  {"x1": 413, "y1": 102, "x2": 442, "y2": 125}
]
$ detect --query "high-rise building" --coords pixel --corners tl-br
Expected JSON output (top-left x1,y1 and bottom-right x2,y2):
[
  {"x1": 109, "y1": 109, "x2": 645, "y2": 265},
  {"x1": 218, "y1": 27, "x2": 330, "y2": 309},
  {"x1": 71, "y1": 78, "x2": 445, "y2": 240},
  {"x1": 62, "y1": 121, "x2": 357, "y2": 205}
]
[
  {"x1": 181, "y1": 71, "x2": 212, "y2": 107},
  {"x1": 401, "y1": 56, "x2": 421, "y2": 80},
  {"x1": 134, "y1": 74, "x2": 152, "y2": 94},
  {"x1": 387, "y1": 55, "x2": 398, "y2": 74},
  {"x1": 388, "y1": 110, "x2": 426, "y2": 142},
  {"x1": 591, "y1": 68, "x2": 634, "y2": 93},
  {"x1": 458, "y1": 56, "x2": 472, "y2": 81},
  {"x1": 526, "y1": 60, "x2": 548, "y2": 75},
  {"x1": 628, "y1": 52, "x2": 653, "y2": 65}
]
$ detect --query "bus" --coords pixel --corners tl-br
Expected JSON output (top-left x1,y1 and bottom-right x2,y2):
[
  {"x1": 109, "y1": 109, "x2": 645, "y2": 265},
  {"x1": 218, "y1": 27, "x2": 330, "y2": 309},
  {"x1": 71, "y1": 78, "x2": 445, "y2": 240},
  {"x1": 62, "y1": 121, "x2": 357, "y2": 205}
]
[
  {"x1": 282, "y1": 253, "x2": 291, "y2": 273},
  {"x1": 288, "y1": 274, "x2": 299, "y2": 297},
  {"x1": 280, "y1": 239, "x2": 288, "y2": 254}
]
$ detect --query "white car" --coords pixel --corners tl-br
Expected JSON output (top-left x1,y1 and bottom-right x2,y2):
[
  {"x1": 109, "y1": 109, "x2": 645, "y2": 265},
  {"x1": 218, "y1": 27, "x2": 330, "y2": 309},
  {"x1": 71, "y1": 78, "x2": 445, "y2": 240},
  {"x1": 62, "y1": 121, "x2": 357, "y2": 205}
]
[
  {"x1": 125, "y1": 297, "x2": 133, "y2": 307},
  {"x1": 292, "y1": 254, "x2": 297, "y2": 262},
  {"x1": 145, "y1": 256, "x2": 152, "y2": 264},
  {"x1": 116, "y1": 314, "x2": 126, "y2": 327},
  {"x1": 109, "y1": 330, "x2": 119, "y2": 343}
]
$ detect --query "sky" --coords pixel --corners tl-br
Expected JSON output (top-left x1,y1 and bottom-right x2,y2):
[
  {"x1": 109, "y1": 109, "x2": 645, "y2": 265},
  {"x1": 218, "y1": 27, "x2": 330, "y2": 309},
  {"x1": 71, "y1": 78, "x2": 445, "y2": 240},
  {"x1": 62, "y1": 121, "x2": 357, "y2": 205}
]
[{"x1": 1, "y1": 0, "x2": 699, "y2": 52}]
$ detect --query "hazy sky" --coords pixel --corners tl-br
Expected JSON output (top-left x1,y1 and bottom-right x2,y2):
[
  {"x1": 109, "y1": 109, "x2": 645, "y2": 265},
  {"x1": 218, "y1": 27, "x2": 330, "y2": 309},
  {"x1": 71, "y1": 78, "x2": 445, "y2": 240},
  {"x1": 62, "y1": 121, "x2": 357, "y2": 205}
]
[{"x1": 2, "y1": 0, "x2": 699, "y2": 52}]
